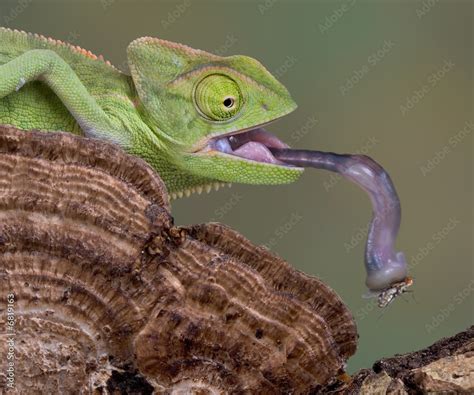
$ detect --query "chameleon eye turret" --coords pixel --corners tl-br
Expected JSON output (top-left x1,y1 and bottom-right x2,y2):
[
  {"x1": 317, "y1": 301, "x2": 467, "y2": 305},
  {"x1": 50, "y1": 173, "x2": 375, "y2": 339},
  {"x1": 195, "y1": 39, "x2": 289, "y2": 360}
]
[{"x1": 194, "y1": 74, "x2": 243, "y2": 121}]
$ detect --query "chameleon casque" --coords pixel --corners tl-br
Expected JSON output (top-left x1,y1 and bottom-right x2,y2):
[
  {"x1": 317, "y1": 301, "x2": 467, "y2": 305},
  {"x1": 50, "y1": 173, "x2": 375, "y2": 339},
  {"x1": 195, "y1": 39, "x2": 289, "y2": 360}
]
[{"x1": 0, "y1": 27, "x2": 411, "y2": 305}]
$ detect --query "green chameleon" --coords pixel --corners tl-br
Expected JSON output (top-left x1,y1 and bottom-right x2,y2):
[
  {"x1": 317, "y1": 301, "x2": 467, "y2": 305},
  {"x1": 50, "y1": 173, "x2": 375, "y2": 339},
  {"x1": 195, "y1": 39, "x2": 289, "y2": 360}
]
[
  {"x1": 0, "y1": 27, "x2": 411, "y2": 304},
  {"x1": 0, "y1": 27, "x2": 300, "y2": 197}
]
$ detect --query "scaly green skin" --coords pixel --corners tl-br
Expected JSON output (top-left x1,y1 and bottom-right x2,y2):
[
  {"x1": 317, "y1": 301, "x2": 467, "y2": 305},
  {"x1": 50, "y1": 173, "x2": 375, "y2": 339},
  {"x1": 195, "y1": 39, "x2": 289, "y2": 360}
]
[{"x1": 0, "y1": 28, "x2": 303, "y2": 196}]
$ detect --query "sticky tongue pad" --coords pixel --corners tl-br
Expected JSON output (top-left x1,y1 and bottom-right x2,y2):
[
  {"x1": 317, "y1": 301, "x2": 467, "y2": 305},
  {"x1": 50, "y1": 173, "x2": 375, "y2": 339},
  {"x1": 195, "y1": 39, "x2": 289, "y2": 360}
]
[{"x1": 212, "y1": 128, "x2": 288, "y2": 164}]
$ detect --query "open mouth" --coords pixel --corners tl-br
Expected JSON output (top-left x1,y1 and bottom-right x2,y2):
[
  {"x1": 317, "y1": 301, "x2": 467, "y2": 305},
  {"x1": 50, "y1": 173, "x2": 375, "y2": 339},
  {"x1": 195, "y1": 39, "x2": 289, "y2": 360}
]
[{"x1": 205, "y1": 128, "x2": 293, "y2": 166}]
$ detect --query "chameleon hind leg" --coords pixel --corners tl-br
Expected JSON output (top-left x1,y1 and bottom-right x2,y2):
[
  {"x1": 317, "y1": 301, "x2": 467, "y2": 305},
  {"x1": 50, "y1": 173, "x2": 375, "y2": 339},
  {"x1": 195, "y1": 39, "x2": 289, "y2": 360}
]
[{"x1": 0, "y1": 49, "x2": 129, "y2": 146}]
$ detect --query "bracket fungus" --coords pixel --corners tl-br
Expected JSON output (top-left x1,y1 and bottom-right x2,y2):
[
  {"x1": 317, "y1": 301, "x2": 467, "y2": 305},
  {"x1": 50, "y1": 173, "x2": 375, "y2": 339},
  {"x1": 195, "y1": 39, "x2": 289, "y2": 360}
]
[{"x1": 0, "y1": 125, "x2": 357, "y2": 393}]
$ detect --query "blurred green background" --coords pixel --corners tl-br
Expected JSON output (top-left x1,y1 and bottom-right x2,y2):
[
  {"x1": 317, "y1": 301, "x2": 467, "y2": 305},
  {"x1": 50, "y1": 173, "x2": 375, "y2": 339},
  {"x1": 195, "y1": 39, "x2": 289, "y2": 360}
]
[{"x1": 1, "y1": 0, "x2": 472, "y2": 373}]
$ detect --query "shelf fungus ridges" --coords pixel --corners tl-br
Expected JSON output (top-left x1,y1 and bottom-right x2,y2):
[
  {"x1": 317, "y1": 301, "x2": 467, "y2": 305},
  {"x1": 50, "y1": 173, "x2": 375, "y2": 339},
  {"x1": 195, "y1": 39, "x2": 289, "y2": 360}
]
[{"x1": 0, "y1": 125, "x2": 357, "y2": 394}]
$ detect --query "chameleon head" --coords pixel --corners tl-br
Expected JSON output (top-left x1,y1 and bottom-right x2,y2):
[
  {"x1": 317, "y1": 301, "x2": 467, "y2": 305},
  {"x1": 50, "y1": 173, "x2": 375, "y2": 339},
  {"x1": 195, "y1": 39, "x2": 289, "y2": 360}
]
[{"x1": 127, "y1": 37, "x2": 304, "y2": 187}]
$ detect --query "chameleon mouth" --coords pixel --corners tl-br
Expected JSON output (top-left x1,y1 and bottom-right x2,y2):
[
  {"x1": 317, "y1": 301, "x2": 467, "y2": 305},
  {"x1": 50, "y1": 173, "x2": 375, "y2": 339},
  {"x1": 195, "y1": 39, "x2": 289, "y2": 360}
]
[{"x1": 206, "y1": 128, "x2": 293, "y2": 166}]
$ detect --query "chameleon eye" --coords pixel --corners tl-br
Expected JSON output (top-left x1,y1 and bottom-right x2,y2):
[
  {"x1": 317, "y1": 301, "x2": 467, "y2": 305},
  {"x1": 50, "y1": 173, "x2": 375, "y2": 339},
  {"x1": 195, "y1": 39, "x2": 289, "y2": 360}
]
[{"x1": 194, "y1": 74, "x2": 243, "y2": 121}]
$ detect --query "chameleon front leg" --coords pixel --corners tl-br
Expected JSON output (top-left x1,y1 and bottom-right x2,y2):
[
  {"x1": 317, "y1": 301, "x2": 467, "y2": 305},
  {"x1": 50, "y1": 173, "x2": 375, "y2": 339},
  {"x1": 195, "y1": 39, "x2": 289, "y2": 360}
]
[{"x1": 0, "y1": 49, "x2": 129, "y2": 146}]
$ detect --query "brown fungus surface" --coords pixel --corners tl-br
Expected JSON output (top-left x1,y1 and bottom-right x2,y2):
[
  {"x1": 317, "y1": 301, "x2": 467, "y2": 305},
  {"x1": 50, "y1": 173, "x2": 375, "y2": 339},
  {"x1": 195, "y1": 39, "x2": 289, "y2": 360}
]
[
  {"x1": 0, "y1": 125, "x2": 357, "y2": 394},
  {"x1": 184, "y1": 223, "x2": 358, "y2": 360}
]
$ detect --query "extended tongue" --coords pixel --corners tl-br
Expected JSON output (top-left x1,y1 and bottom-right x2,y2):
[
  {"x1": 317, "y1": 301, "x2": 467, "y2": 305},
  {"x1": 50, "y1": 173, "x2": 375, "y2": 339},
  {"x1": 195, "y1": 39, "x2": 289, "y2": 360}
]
[{"x1": 269, "y1": 147, "x2": 408, "y2": 294}]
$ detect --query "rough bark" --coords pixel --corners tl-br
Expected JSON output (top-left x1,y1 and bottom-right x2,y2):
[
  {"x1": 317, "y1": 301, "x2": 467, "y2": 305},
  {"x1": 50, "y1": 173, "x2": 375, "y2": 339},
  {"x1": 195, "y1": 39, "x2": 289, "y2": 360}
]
[{"x1": 330, "y1": 326, "x2": 474, "y2": 394}]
